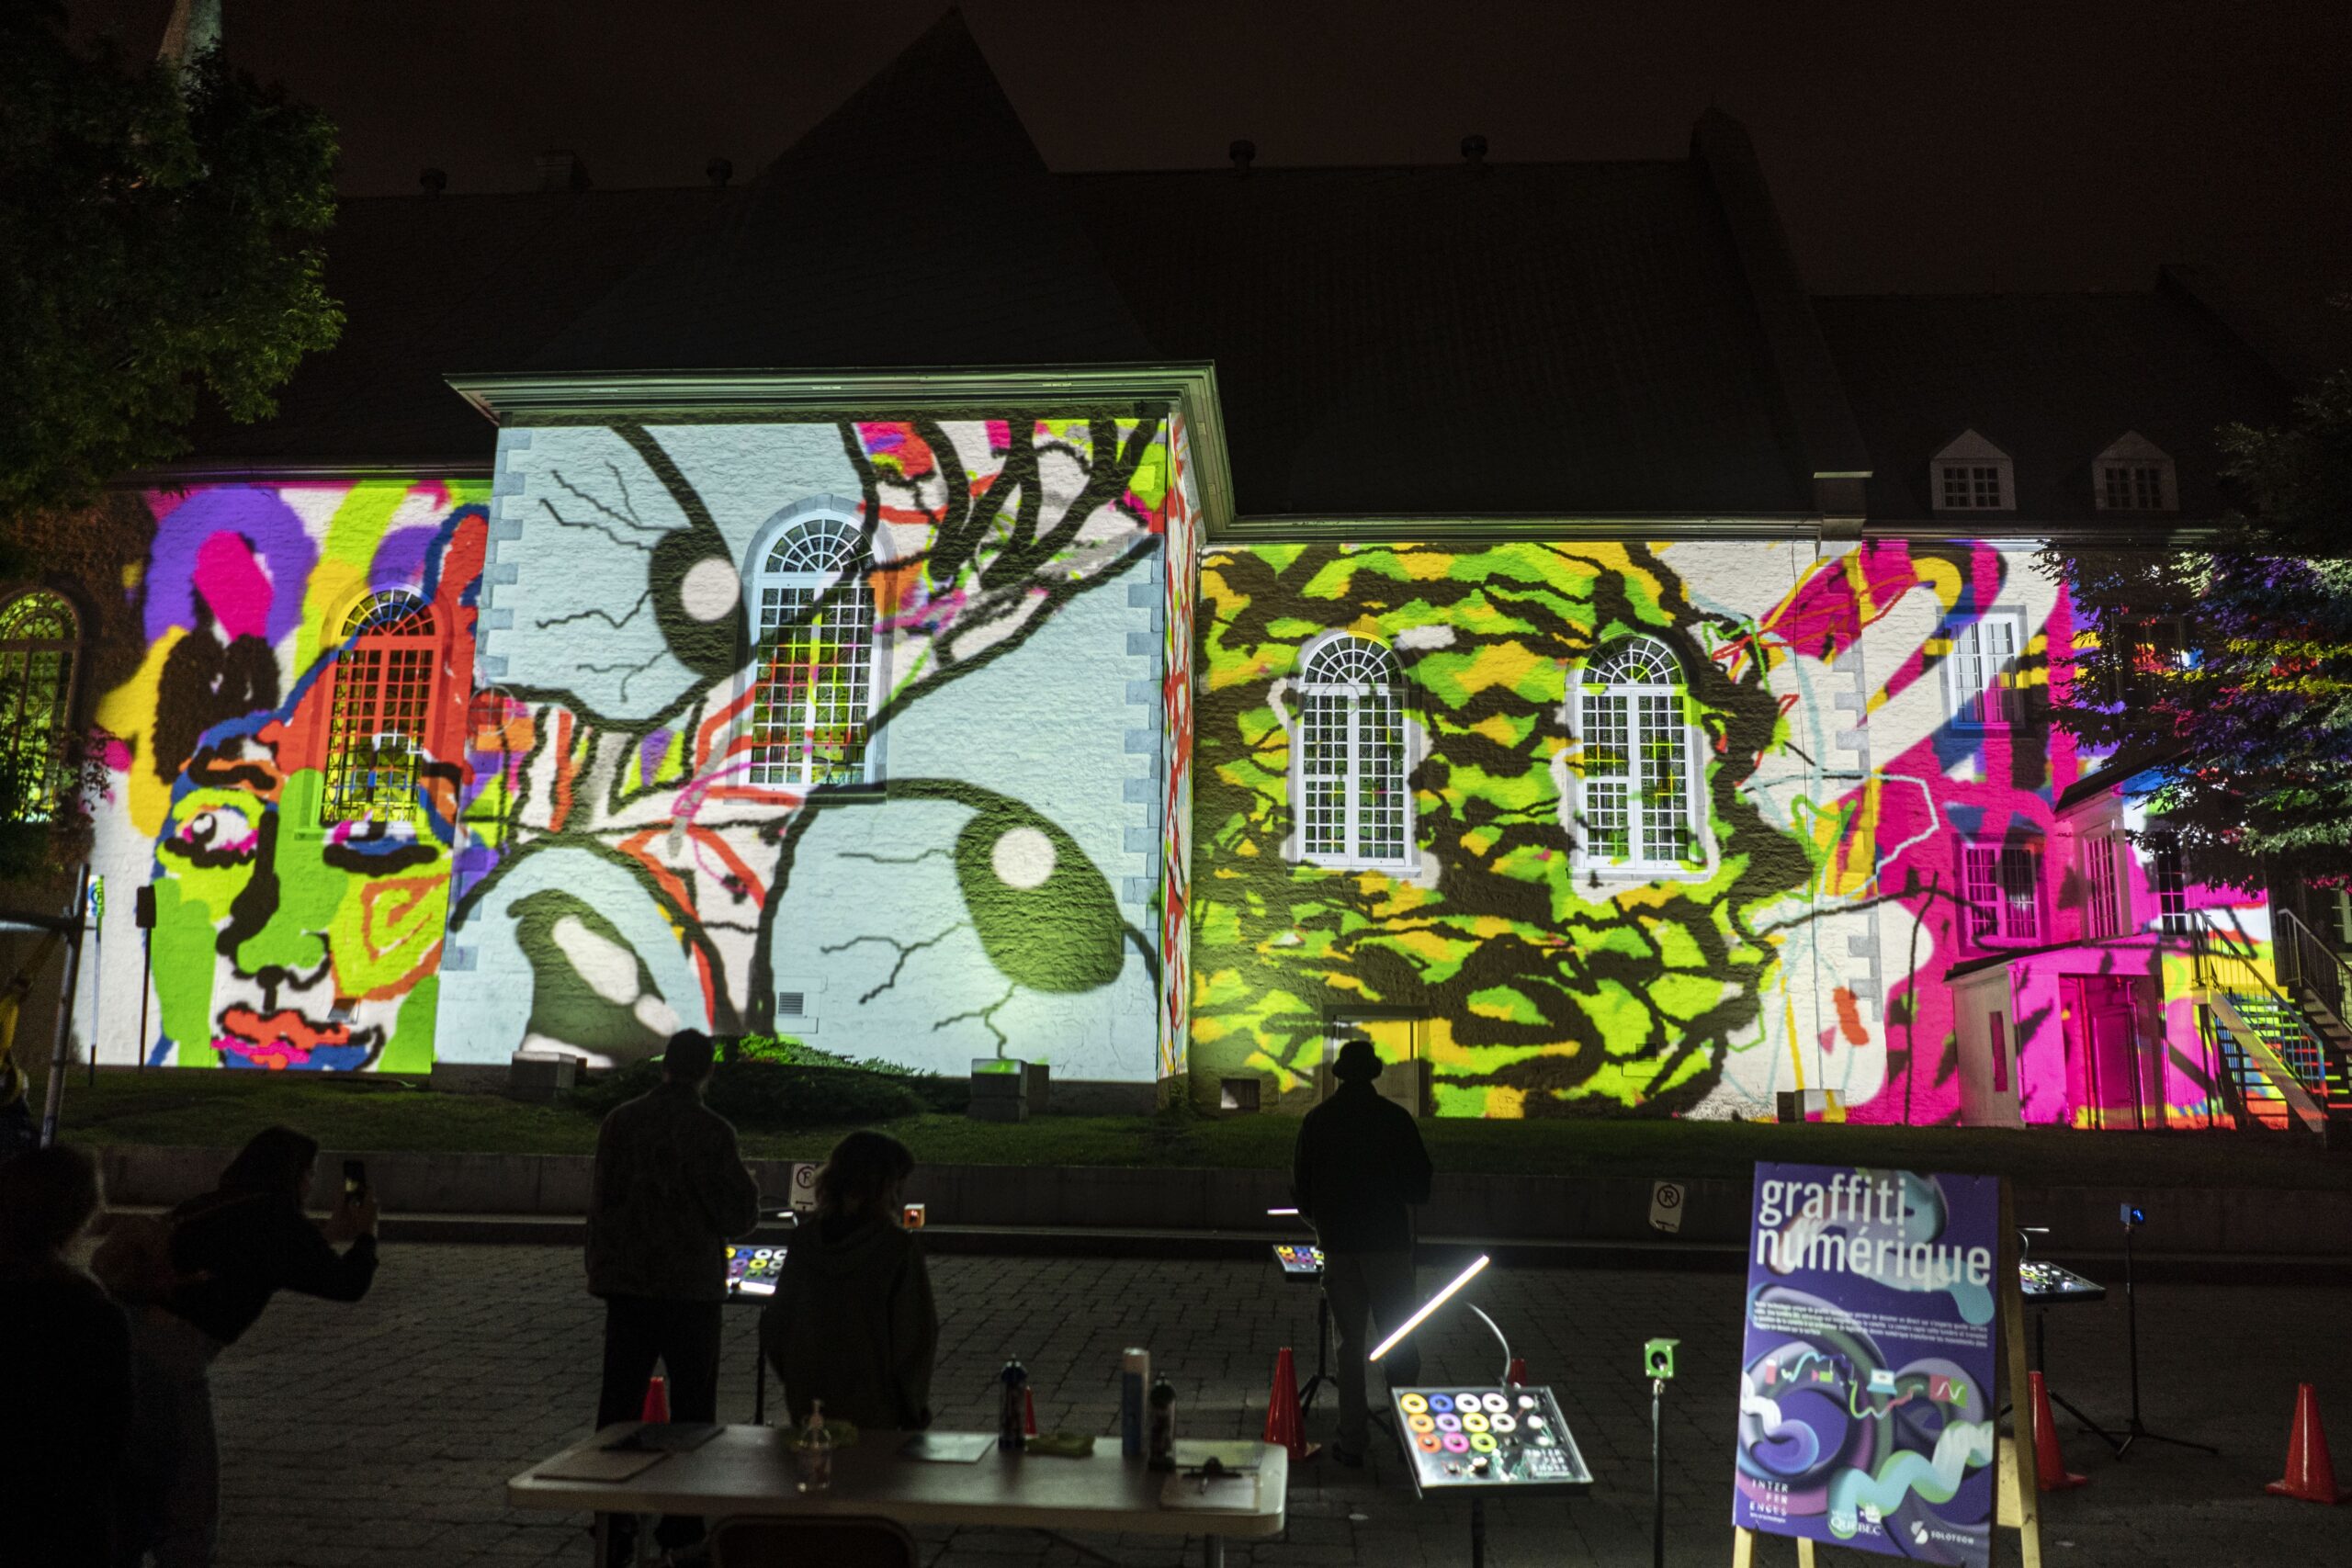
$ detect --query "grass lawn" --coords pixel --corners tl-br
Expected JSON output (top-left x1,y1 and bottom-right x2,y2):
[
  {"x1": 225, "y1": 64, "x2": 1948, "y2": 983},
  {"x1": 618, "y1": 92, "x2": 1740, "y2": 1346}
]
[{"x1": 34, "y1": 1067, "x2": 2352, "y2": 1190}]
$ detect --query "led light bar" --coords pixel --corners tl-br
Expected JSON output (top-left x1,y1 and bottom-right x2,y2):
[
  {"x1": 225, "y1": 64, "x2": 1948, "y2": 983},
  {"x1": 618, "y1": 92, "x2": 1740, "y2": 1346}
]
[{"x1": 1370, "y1": 1254, "x2": 1491, "y2": 1362}]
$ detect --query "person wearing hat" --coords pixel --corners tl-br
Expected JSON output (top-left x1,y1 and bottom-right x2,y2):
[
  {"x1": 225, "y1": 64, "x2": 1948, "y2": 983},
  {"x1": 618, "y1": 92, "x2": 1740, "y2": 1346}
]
[{"x1": 1291, "y1": 1034, "x2": 1434, "y2": 1465}]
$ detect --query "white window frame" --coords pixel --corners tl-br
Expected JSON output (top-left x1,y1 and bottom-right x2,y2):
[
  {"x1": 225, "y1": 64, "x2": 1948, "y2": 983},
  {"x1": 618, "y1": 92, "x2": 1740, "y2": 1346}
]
[
  {"x1": 2150, "y1": 832, "x2": 2191, "y2": 936},
  {"x1": 1566, "y1": 635, "x2": 1718, "y2": 881},
  {"x1": 2081, "y1": 830, "x2": 2129, "y2": 940},
  {"x1": 1942, "y1": 607, "x2": 2027, "y2": 728},
  {"x1": 1291, "y1": 631, "x2": 1413, "y2": 871},
  {"x1": 2092, "y1": 432, "x2": 2177, "y2": 513},
  {"x1": 1930, "y1": 429, "x2": 2017, "y2": 514},
  {"x1": 743, "y1": 509, "x2": 886, "y2": 790},
  {"x1": 1962, "y1": 838, "x2": 2042, "y2": 945}
]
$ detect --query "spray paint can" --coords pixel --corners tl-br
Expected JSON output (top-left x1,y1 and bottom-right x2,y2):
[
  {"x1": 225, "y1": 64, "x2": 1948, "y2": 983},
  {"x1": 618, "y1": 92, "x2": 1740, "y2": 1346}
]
[
  {"x1": 1121, "y1": 1348, "x2": 1150, "y2": 1458},
  {"x1": 998, "y1": 1359, "x2": 1028, "y2": 1451},
  {"x1": 1147, "y1": 1375, "x2": 1177, "y2": 1471}
]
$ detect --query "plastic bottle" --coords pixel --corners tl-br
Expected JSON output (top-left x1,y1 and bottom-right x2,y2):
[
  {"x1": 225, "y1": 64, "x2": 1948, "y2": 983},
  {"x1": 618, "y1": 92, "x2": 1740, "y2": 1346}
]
[
  {"x1": 796, "y1": 1399, "x2": 834, "y2": 1494},
  {"x1": 1121, "y1": 1348, "x2": 1151, "y2": 1458},
  {"x1": 1147, "y1": 1375, "x2": 1177, "y2": 1471},
  {"x1": 999, "y1": 1359, "x2": 1029, "y2": 1451}
]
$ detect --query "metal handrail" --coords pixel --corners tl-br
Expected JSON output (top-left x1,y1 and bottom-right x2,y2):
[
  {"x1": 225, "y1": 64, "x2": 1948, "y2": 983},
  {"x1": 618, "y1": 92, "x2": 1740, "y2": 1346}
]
[
  {"x1": 2188, "y1": 911, "x2": 2335, "y2": 1118},
  {"x1": 2275, "y1": 907, "x2": 2352, "y2": 1031}
]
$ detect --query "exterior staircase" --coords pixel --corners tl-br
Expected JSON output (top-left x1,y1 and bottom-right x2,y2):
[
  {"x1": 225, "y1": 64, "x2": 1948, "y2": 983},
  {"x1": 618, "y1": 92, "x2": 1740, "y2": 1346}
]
[{"x1": 2198, "y1": 910, "x2": 2352, "y2": 1140}]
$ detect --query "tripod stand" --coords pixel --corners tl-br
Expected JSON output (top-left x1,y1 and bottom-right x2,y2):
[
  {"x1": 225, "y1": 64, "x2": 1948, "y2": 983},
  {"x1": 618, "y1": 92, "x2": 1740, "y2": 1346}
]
[
  {"x1": 2114, "y1": 1215, "x2": 2216, "y2": 1458},
  {"x1": 1298, "y1": 1286, "x2": 1335, "y2": 1415}
]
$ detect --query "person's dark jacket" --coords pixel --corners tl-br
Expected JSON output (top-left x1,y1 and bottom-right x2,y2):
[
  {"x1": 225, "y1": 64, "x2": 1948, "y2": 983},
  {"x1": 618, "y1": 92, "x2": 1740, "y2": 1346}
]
[
  {"x1": 0, "y1": 1257, "x2": 132, "y2": 1562},
  {"x1": 162, "y1": 1188, "x2": 378, "y2": 1346},
  {"x1": 1292, "y1": 1078, "x2": 1434, "y2": 1252},
  {"x1": 761, "y1": 1212, "x2": 937, "y2": 1430},
  {"x1": 586, "y1": 1078, "x2": 762, "y2": 1301}
]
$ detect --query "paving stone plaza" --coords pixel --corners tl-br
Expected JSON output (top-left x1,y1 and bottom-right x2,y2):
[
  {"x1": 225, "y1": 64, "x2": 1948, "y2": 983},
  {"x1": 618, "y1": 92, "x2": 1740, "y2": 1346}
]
[{"x1": 197, "y1": 1242, "x2": 2350, "y2": 1566}]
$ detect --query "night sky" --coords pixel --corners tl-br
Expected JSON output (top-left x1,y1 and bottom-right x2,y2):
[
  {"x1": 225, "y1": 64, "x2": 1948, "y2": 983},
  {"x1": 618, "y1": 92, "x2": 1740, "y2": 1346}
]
[{"x1": 70, "y1": 0, "x2": 2352, "y2": 299}]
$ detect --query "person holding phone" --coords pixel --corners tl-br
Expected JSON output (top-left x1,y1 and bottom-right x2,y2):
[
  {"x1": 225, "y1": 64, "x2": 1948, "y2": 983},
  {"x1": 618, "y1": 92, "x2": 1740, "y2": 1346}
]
[{"x1": 116, "y1": 1125, "x2": 379, "y2": 1568}]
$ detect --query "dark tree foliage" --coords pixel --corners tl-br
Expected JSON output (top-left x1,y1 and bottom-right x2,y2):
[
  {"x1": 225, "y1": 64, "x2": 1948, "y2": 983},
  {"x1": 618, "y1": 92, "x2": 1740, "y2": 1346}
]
[
  {"x1": 2044, "y1": 367, "x2": 2352, "y2": 891},
  {"x1": 0, "y1": 6, "x2": 341, "y2": 514}
]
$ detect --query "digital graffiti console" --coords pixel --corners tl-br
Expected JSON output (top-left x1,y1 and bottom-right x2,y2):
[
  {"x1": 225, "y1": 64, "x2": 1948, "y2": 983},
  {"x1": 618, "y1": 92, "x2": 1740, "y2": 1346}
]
[
  {"x1": 2018, "y1": 1260, "x2": 2105, "y2": 1303},
  {"x1": 1272, "y1": 1244, "x2": 1326, "y2": 1280},
  {"x1": 1392, "y1": 1386, "x2": 1594, "y2": 1495},
  {"x1": 724, "y1": 1244, "x2": 786, "y2": 1300}
]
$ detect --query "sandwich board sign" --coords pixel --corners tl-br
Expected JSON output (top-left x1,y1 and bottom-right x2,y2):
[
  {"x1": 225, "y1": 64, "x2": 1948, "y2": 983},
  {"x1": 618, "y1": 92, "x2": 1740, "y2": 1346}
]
[{"x1": 1730, "y1": 1163, "x2": 2041, "y2": 1568}]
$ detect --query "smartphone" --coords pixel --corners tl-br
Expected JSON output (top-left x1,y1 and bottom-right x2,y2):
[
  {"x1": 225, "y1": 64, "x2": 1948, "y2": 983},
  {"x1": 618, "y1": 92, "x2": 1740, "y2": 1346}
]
[
  {"x1": 902, "y1": 1202, "x2": 927, "y2": 1229},
  {"x1": 343, "y1": 1158, "x2": 368, "y2": 1208}
]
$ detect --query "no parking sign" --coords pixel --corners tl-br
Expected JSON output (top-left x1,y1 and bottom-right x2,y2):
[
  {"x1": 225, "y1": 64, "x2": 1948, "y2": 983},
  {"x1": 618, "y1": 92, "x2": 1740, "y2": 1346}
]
[
  {"x1": 787, "y1": 1161, "x2": 820, "y2": 1214},
  {"x1": 1649, "y1": 1179, "x2": 1686, "y2": 1235}
]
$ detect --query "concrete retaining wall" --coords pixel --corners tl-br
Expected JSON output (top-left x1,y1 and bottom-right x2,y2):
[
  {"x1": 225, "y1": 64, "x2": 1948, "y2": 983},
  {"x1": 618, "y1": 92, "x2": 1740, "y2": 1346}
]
[{"x1": 96, "y1": 1145, "x2": 2352, "y2": 1258}]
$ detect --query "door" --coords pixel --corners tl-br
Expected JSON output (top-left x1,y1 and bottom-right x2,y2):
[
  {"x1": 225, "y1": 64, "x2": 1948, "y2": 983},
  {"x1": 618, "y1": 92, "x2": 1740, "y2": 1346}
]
[{"x1": 2066, "y1": 975, "x2": 2146, "y2": 1129}]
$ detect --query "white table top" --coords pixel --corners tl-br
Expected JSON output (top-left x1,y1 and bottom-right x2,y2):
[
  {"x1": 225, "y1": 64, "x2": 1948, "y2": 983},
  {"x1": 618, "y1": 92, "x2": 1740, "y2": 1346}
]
[{"x1": 507, "y1": 1425, "x2": 1289, "y2": 1540}]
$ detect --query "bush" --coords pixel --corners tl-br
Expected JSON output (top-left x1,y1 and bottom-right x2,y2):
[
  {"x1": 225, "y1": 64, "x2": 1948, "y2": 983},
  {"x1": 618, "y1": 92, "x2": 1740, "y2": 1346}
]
[{"x1": 566, "y1": 1048, "x2": 966, "y2": 1129}]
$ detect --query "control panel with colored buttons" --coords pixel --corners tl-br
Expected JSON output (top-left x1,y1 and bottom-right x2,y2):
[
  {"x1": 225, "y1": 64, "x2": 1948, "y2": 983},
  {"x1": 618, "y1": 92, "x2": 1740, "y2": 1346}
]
[{"x1": 1391, "y1": 1385, "x2": 1594, "y2": 1495}]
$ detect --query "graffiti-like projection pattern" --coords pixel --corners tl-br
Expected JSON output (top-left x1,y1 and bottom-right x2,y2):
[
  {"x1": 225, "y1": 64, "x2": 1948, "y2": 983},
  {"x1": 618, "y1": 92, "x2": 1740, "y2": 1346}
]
[
  {"x1": 90, "y1": 417, "x2": 1174, "y2": 1081},
  {"x1": 1190, "y1": 539, "x2": 2260, "y2": 1126}
]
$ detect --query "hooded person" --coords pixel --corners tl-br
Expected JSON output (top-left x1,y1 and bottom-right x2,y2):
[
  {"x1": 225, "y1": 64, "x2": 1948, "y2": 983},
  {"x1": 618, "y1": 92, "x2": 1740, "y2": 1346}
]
[
  {"x1": 760, "y1": 1131, "x2": 937, "y2": 1431},
  {"x1": 1292, "y1": 1034, "x2": 1434, "y2": 1465}
]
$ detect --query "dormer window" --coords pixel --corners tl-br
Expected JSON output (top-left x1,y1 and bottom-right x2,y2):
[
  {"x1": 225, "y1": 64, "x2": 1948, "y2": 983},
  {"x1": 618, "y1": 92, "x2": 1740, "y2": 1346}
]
[
  {"x1": 2093, "y1": 433, "x2": 2177, "y2": 513},
  {"x1": 1931, "y1": 430, "x2": 2016, "y2": 513}
]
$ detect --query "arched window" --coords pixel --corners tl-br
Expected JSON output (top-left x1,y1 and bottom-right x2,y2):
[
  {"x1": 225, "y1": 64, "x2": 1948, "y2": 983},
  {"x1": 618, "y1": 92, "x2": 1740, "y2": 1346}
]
[
  {"x1": 1295, "y1": 634, "x2": 1411, "y2": 868},
  {"x1": 1573, "y1": 635, "x2": 1705, "y2": 874},
  {"x1": 322, "y1": 591, "x2": 436, "y2": 823},
  {"x1": 748, "y1": 515, "x2": 877, "y2": 788},
  {"x1": 0, "y1": 591, "x2": 80, "y2": 822}
]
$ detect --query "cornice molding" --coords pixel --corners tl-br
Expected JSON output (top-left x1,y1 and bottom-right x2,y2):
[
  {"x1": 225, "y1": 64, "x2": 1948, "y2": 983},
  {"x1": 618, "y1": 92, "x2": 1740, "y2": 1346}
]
[{"x1": 445, "y1": 363, "x2": 1236, "y2": 534}]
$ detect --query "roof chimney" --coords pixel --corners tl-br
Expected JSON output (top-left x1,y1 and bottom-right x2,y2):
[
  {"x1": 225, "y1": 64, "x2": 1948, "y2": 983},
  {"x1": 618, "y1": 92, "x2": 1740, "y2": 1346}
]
[
  {"x1": 536, "y1": 150, "x2": 590, "y2": 194},
  {"x1": 707, "y1": 156, "x2": 733, "y2": 189},
  {"x1": 1461, "y1": 133, "x2": 1488, "y2": 165},
  {"x1": 418, "y1": 167, "x2": 447, "y2": 197},
  {"x1": 1229, "y1": 139, "x2": 1256, "y2": 175}
]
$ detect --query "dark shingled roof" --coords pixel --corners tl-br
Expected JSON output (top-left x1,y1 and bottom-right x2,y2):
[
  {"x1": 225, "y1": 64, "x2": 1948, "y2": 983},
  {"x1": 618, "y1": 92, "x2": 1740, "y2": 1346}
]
[
  {"x1": 1816, "y1": 288, "x2": 2292, "y2": 525},
  {"x1": 1066, "y1": 159, "x2": 1810, "y2": 516},
  {"x1": 522, "y1": 11, "x2": 1154, "y2": 376},
  {"x1": 164, "y1": 12, "x2": 1817, "y2": 516},
  {"x1": 179, "y1": 186, "x2": 718, "y2": 467}
]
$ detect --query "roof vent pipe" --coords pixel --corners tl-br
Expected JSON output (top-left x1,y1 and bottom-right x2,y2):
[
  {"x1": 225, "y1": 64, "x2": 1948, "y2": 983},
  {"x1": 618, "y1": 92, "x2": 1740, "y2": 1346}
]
[
  {"x1": 707, "y1": 156, "x2": 733, "y2": 188},
  {"x1": 1461, "y1": 134, "x2": 1487, "y2": 164},
  {"x1": 536, "y1": 150, "x2": 590, "y2": 193},
  {"x1": 418, "y1": 167, "x2": 447, "y2": 197},
  {"x1": 1229, "y1": 139, "x2": 1256, "y2": 174}
]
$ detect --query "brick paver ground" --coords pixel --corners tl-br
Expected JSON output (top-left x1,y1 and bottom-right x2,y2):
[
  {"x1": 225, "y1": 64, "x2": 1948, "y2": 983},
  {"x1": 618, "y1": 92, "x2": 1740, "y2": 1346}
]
[{"x1": 198, "y1": 1244, "x2": 2351, "y2": 1566}]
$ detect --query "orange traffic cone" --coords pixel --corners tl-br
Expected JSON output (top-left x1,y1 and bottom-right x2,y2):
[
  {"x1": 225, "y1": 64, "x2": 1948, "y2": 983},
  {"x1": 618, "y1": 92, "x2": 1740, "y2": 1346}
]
[
  {"x1": 1506, "y1": 1358, "x2": 1528, "y2": 1387},
  {"x1": 1263, "y1": 1347, "x2": 1314, "y2": 1461},
  {"x1": 2028, "y1": 1372, "x2": 2086, "y2": 1491},
  {"x1": 639, "y1": 1373, "x2": 670, "y2": 1425},
  {"x1": 1023, "y1": 1385, "x2": 1038, "y2": 1437},
  {"x1": 2267, "y1": 1383, "x2": 2345, "y2": 1505}
]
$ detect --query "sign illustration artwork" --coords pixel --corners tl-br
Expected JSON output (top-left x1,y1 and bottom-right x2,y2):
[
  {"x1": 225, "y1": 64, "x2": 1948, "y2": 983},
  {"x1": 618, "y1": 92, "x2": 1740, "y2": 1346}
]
[{"x1": 1734, "y1": 1161, "x2": 2001, "y2": 1566}]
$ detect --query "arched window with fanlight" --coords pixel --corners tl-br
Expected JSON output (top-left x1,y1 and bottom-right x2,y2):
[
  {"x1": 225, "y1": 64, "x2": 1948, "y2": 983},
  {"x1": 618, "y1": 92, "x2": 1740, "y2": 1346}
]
[
  {"x1": 1294, "y1": 633, "x2": 1412, "y2": 869},
  {"x1": 1569, "y1": 635, "x2": 1712, "y2": 877},
  {"x1": 322, "y1": 591, "x2": 436, "y2": 823},
  {"x1": 748, "y1": 514, "x2": 878, "y2": 789},
  {"x1": 0, "y1": 590, "x2": 81, "y2": 822}
]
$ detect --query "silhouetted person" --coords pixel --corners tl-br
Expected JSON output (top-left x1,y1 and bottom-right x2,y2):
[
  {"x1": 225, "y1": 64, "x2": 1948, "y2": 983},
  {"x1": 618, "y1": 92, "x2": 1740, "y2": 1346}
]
[
  {"x1": 0, "y1": 1143, "x2": 131, "y2": 1562},
  {"x1": 1293, "y1": 1037, "x2": 1434, "y2": 1464},
  {"x1": 762, "y1": 1131, "x2": 937, "y2": 1430},
  {"x1": 586, "y1": 1029, "x2": 760, "y2": 1565},
  {"x1": 118, "y1": 1125, "x2": 379, "y2": 1567}
]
